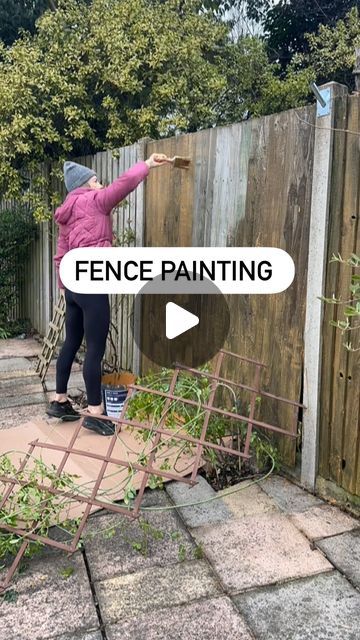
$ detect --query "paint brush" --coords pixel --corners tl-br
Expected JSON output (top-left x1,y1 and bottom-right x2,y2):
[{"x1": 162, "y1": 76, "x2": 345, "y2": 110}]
[{"x1": 168, "y1": 156, "x2": 191, "y2": 169}]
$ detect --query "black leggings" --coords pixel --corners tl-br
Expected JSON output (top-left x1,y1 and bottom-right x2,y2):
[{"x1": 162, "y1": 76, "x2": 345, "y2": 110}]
[{"x1": 56, "y1": 289, "x2": 110, "y2": 405}]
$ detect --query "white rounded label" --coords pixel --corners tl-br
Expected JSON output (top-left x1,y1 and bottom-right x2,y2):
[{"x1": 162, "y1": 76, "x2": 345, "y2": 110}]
[{"x1": 59, "y1": 247, "x2": 295, "y2": 294}]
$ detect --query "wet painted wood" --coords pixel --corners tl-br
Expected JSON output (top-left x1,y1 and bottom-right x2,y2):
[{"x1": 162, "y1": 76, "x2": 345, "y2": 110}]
[{"x1": 142, "y1": 108, "x2": 315, "y2": 466}]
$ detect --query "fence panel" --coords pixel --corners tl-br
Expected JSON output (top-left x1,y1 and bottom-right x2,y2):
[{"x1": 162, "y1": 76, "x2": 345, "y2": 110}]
[
  {"x1": 319, "y1": 95, "x2": 360, "y2": 496},
  {"x1": 4, "y1": 98, "x2": 360, "y2": 491},
  {"x1": 143, "y1": 108, "x2": 315, "y2": 466}
]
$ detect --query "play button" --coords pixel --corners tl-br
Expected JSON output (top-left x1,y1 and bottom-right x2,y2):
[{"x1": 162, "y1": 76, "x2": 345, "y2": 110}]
[
  {"x1": 166, "y1": 303, "x2": 199, "y2": 339},
  {"x1": 131, "y1": 272, "x2": 230, "y2": 369}
]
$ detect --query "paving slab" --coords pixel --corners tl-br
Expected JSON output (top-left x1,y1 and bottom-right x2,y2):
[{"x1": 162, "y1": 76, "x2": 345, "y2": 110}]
[
  {"x1": 0, "y1": 386, "x2": 81, "y2": 406},
  {"x1": 0, "y1": 374, "x2": 44, "y2": 390},
  {"x1": 46, "y1": 371, "x2": 85, "y2": 392},
  {"x1": 290, "y1": 505, "x2": 360, "y2": 541},
  {"x1": 47, "y1": 360, "x2": 83, "y2": 373},
  {"x1": 218, "y1": 480, "x2": 278, "y2": 518},
  {"x1": 0, "y1": 405, "x2": 47, "y2": 430},
  {"x1": 316, "y1": 530, "x2": 360, "y2": 588},
  {"x1": 52, "y1": 632, "x2": 102, "y2": 640},
  {"x1": 166, "y1": 475, "x2": 232, "y2": 528},
  {"x1": 0, "y1": 400, "x2": 81, "y2": 430},
  {"x1": 106, "y1": 596, "x2": 253, "y2": 640},
  {"x1": 193, "y1": 511, "x2": 332, "y2": 593},
  {"x1": 96, "y1": 560, "x2": 221, "y2": 625},
  {"x1": 0, "y1": 381, "x2": 44, "y2": 398},
  {"x1": 0, "y1": 371, "x2": 84, "y2": 394},
  {"x1": 0, "y1": 338, "x2": 41, "y2": 358},
  {"x1": 84, "y1": 489, "x2": 196, "y2": 581},
  {"x1": 0, "y1": 357, "x2": 35, "y2": 375},
  {"x1": 0, "y1": 392, "x2": 47, "y2": 409},
  {"x1": 0, "y1": 549, "x2": 98, "y2": 640},
  {"x1": 261, "y1": 475, "x2": 324, "y2": 513},
  {"x1": 234, "y1": 571, "x2": 360, "y2": 640}
]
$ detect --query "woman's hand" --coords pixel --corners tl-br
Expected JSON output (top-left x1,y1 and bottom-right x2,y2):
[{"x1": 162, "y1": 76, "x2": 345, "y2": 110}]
[{"x1": 145, "y1": 153, "x2": 172, "y2": 169}]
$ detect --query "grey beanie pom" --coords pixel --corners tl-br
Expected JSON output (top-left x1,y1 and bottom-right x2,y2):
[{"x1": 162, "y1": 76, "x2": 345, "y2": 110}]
[{"x1": 63, "y1": 161, "x2": 96, "y2": 192}]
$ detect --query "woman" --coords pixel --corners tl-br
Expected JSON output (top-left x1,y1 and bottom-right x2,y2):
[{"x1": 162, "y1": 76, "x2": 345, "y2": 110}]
[{"x1": 47, "y1": 152, "x2": 170, "y2": 435}]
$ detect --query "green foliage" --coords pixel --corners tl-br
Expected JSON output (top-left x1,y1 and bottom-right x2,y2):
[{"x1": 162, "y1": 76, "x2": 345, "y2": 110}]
[
  {"x1": 0, "y1": 454, "x2": 80, "y2": 561},
  {"x1": 306, "y1": 7, "x2": 360, "y2": 88},
  {"x1": 252, "y1": 55, "x2": 315, "y2": 116},
  {"x1": 125, "y1": 367, "x2": 216, "y2": 446},
  {"x1": 201, "y1": 1, "x2": 357, "y2": 70},
  {"x1": 211, "y1": 35, "x2": 314, "y2": 122},
  {"x1": 126, "y1": 368, "x2": 280, "y2": 475},
  {"x1": 261, "y1": 0, "x2": 357, "y2": 68},
  {"x1": 59, "y1": 566, "x2": 75, "y2": 579},
  {"x1": 0, "y1": 206, "x2": 37, "y2": 331},
  {"x1": 0, "y1": 0, "x2": 313, "y2": 212},
  {"x1": 0, "y1": 0, "x2": 52, "y2": 47},
  {"x1": 123, "y1": 484, "x2": 137, "y2": 505},
  {"x1": 0, "y1": 0, "x2": 229, "y2": 201},
  {"x1": 178, "y1": 543, "x2": 186, "y2": 561},
  {"x1": 0, "y1": 588, "x2": 18, "y2": 603},
  {"x1": 193, "y1": 543, "x2": 204, "y2": 559},
  {"x1": 321, "y1": 252, "x2": 360, "y2": 352},
  {"x1": 0, "y1": 319, "x2": 32, "y2": 340}
]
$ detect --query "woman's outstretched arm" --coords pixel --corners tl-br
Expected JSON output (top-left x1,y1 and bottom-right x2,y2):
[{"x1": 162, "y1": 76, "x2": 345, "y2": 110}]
[
  {"x1": 93, "y1": 154, "x2": 170, "y2": 215},
  {"x1": 93, "y1": 160, "x2": 149, "y2": 215}
]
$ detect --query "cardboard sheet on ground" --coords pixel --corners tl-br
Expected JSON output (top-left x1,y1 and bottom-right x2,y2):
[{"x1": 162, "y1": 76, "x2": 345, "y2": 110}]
[{"x1": 0, "y1": 416, "x2": 201, "y2": 524}]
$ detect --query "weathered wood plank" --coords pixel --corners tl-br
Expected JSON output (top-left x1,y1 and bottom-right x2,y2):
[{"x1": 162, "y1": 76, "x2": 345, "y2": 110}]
[
  {"x1": 319, "y1": 94, "x2": 348, "y2": 480},
  {"x1": 339, "y1": 98, "x2": 360, "y2": 495},
  {"x1": 223, "y1": 108, "x2": 314, "y2": 466},
  {"x1": 355, "y1": 211, "x2": 360, "y2": 496},
  {"x1": 141, "y1": 108, "x2": 314, "y2": 470},
  {"x1": 329, "y1": 96, "x2": 359, "y2": 486}
]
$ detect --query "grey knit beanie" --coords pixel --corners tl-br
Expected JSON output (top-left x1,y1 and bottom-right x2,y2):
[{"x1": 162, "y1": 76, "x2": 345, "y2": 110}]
[{"x1": 63, "y1": 161, "x2": 96, "y2": 192}]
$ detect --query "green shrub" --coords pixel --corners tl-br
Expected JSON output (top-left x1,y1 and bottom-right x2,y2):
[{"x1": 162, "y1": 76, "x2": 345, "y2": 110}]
[
  {"x1": 0, "y1": 206, "x2": 37, "y2": 333},
  {"x1": 125, "y1": 367, "x2": 280, "y2": 477}
]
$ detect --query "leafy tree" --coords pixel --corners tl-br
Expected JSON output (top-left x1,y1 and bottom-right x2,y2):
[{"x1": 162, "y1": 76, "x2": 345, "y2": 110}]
[
  {"x1": 200, "y1": 1, "x2": 359, "y2": 67},
  {"x1": 306, "y1": 6, "x2": 360, "y2": 87},
  {"x1": 0, "y1": 0, "x2": 312, "y2": 216},
  {"x1": 0, "y1": 0, "x2": 55, "y2": 46},
  {"x1": 262, "y1": 0, "x2": 358, "y2": 68}
]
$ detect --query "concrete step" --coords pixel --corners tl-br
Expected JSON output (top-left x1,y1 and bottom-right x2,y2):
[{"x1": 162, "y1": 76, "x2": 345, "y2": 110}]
[
  {"x1": 0, "y1": 403, "x2": 47, "y2": 430},
  {"x1": 0, "y1": 371, "x2": 85, "y2": 395},
  {"x1": 0, "y1": 357, "x2": 36, "y2": 380},
  {"x1": 0, "y1": 392, "x2": 46, "y2": 409}
]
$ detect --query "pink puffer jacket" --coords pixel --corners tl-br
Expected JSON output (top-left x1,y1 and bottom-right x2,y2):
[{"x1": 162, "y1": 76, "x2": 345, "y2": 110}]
[{"x1": 54, "y1": 160, "x2": 149, "y2": 289}]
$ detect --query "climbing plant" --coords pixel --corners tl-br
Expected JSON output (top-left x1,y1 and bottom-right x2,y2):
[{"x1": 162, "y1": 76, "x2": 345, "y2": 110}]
[{"x1": 321, "y1": 252, "x2": 360, "y2": 352}]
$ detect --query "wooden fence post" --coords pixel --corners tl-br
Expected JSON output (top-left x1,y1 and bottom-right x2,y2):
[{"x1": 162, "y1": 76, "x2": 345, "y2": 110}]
[
  {"x1": 301, "y1": 82, "x2": 348, "y2": 491},
  {"x1": 132, "y1": 136, "x2": 151, "y2": 375}
]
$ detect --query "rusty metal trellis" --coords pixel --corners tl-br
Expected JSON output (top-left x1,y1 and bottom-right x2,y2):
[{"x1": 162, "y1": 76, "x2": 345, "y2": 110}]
[{"x1": 0, "y1": 349, "x2": 304, "y2": 593}]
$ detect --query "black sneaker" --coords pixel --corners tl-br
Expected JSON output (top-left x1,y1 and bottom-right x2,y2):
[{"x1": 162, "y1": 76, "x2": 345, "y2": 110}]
[
  {"x1": 46, "y1": 400, "x2": 81, "y2": 422},
  {"x1": 82, "y1": 415, "x2": 117, "y2": 436}
]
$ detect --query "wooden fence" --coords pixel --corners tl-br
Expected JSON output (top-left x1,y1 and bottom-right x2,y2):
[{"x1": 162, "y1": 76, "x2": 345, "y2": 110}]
[
  {"x1": 319, "y1": 94, "x2": 360, "y2": 499},
  {"x1": 143, "y1": 109, "x2": 315, "y2": 467},
  {"x1": 3, "y1": 88, "x2": 359, "y2": 499}
]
